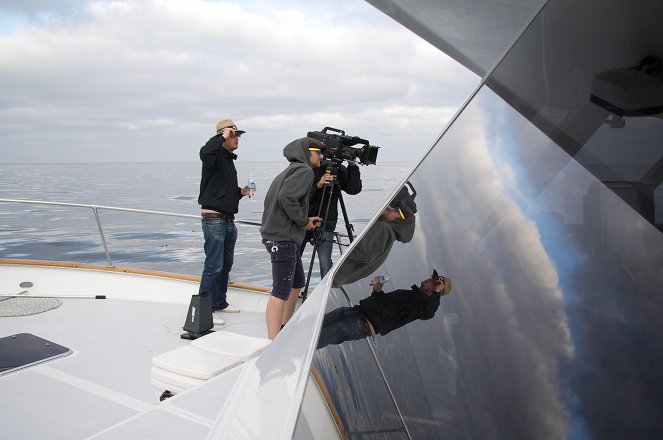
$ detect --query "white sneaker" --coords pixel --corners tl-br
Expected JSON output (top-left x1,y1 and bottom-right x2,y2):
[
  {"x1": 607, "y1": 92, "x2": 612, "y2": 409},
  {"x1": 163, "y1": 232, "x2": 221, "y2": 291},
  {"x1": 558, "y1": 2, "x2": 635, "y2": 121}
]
[
  {"x1": 212, "y1": 312, "x2": 225, "y2": 326},
  {"x1": 218, "y1": 304, "x2": 240, "y2": 313}
]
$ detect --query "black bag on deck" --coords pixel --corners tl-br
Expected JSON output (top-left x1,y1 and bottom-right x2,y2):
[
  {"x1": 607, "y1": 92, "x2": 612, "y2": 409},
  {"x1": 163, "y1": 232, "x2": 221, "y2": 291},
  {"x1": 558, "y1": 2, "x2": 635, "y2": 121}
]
[{"x1": 181, "y1": 291, "x2": 213, "y2": 339}]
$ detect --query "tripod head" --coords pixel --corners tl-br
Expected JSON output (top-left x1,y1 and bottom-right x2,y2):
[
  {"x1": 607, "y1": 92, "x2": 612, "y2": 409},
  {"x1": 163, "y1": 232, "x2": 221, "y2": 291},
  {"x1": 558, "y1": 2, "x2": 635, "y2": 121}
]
[{"x1": 319, "y1": 159, "x2": 341, "y2": 186}]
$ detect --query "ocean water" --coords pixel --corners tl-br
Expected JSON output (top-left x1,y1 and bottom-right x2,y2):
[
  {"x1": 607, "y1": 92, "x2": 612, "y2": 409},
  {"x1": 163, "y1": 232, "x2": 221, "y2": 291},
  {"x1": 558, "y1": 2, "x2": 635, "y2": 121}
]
[{"x1": 0, "y1": 162, "x2": 412, "y2": 288}]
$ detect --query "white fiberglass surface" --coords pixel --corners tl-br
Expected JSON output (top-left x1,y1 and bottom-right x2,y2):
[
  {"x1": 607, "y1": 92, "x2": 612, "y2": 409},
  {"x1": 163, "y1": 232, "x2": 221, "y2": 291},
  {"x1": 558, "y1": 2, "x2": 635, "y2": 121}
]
[
  {"x1": 0, "y1": 264, "x2": 271, "y2": 439},
  {"x1": 206, "y1": 275, "x2": 333, "y2": 440}
]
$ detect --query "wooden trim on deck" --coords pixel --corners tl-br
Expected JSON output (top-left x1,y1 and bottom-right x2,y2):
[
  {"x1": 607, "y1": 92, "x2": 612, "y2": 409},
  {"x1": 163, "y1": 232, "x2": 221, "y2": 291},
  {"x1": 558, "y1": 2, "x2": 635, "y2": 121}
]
[
  {"x1": 310, "y1": 365, "x2": 348, "y2": 440},
  {"x1": 0, "y1": 259, "x2": 271, "y2": 293}
]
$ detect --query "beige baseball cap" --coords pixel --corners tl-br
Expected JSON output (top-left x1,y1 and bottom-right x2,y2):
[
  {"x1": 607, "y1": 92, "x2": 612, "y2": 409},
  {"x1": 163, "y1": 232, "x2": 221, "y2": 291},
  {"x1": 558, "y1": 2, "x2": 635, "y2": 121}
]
[
  {"x1": 432, "y1": 269, "x2": 452, "y2": 295},
  {"x1": 216, "y1": 119, "x2": 246, "y2": 135}
]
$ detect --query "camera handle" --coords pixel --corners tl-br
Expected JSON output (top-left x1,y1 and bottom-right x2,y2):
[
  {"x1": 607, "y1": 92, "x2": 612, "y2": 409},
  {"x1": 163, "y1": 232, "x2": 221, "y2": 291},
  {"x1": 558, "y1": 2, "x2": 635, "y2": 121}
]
[{"x1": 302, "y1": 177, "x2": 354, "y2": 301}]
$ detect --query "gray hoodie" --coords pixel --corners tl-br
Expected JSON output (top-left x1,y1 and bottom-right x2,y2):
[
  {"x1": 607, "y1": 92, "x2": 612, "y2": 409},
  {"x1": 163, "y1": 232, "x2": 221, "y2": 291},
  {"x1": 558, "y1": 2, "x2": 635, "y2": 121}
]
[
  {"x1": 260, "y1": 138, "x2": 314, "y2": 244},
  {"x1": 332, "y1": 215, "x2": 416, "y2": 286}
]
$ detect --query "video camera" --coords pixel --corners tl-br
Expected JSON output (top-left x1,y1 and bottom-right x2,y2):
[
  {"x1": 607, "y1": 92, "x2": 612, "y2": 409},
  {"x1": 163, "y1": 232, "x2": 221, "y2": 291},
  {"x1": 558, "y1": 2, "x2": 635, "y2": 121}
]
[
  {"x1": 389, "y1": 181, "x2": 417, "y2": 219},
  {"x1": 307, "y1": 127, "x2": 380, "y2": 165}
]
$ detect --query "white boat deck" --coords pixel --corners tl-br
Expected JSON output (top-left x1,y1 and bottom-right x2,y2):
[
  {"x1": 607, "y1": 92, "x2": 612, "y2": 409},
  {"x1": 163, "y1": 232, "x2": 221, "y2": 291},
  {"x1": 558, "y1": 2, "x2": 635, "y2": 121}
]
[{"x1": 0, "y1": 263, "x2": 272, "y2": 439}]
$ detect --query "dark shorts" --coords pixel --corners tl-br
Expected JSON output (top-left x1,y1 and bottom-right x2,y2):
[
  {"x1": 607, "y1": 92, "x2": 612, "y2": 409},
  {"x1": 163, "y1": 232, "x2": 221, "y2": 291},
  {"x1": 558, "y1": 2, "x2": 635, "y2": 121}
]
[{"x1": 263, "y1": 239, "x2": 305, "y2": 301}]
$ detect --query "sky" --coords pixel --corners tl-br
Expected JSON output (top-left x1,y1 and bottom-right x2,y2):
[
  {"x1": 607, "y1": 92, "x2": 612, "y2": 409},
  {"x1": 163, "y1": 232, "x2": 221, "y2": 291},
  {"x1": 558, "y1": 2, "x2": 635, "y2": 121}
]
[{"x1": 0, "y1": 0, "x2": 478, "y2": 163}]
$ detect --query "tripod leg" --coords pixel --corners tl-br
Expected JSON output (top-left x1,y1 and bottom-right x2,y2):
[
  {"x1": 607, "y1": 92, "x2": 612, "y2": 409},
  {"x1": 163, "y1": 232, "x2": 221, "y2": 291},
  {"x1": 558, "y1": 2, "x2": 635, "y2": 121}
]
[
  {"x1": 302, "y1": 243, "x2": 318, "y2": 301},
  {"x1": 303, "y1": 183, "x2": 336, "y2": 300},
  {"x1": 337, "y1": 191, "x2": 354, "y2": 242}
]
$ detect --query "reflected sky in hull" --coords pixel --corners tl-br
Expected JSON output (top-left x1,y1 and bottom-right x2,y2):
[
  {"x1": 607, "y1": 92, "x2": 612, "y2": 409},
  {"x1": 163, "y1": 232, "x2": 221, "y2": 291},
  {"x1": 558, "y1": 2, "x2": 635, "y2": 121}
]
[
  {"x1": 310, "y1": 0, "x2": 663, "y2": 438},
  {"x1": 316, "y1": 76, "x2": 663, "y2": 440}
]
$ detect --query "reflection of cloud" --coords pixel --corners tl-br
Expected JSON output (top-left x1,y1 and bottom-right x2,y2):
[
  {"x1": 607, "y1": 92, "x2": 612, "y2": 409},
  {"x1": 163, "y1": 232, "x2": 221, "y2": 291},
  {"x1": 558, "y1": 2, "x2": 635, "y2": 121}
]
[
  {"x1": 336, "y1": 90, "x2": 574, "y2": 438},
  {"x1": 421, "y1": 94, "x2": 572, "y2": 437}
]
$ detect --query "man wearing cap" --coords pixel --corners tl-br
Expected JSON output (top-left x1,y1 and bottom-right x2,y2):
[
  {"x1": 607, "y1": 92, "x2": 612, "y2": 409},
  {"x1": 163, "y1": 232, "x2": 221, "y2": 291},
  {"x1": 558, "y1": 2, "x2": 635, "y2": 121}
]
[
  {"x1": 317, "y1": 270, "x2": 452, "y2": 349},
  {"x1": 260, "y1": 137, "x2": 324, "y2": 339},
  {"x1": 198, "y1": 119, "x2": 251, "y2": 325}
]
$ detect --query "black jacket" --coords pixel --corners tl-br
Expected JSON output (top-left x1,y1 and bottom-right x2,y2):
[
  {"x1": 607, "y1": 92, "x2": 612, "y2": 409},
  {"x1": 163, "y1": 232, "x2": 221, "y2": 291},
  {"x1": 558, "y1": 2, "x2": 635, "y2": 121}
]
[
  {"x1": 307, "y1": 163, "x2": 362, "y2": 231},
  {"x1": 198, "y1": 135, "x2": 243, "y2": 214},
  {"x1": 359, "y1": 286, "x2": 441, "y2": 336}
]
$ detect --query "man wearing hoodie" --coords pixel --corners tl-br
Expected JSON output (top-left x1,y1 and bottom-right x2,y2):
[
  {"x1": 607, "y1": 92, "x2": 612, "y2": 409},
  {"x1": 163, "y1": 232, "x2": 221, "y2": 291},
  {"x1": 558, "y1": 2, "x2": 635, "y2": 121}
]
[{"x1": 260, "y1": 138, "x2": 323, "y2": 339}]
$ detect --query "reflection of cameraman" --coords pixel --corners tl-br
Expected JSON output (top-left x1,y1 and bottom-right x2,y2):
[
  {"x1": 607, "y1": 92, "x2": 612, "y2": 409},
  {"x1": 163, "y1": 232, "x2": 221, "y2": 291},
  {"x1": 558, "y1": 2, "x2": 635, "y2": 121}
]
[
  {"x1": 332, "y1": 183, "x2": 417, "y2": 287},
  {"x1": 302, "y1": 159, "x2": 362, "y2": 278}
]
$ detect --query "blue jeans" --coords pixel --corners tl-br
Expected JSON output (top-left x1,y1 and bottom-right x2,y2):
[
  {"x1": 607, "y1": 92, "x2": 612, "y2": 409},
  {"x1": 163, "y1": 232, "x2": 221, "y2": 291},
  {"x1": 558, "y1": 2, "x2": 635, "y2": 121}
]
[
  {"x1": 199, "y1": 218, "x2": 237, "y2": 310},
  {"x1": 316, "y1": 306, "x2": 369, "y2": 350},
  {"x1": 316, "y1": 231, "x2": 335, "y2": 279}
]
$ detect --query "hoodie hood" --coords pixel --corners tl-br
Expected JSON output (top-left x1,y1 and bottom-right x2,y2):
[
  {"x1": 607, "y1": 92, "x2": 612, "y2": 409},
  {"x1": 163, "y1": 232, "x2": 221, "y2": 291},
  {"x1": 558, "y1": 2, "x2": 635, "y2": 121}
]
[
  {"x1": 390, "y1": 215, "x2": 416, "y2": 243},
  {"x1": 283, "y1": 138, "x2": 310, "y2": 164},
  {"x1": 331, "y1": 215, "x2": 417, "y2": 286},
  {"x1": 260, "y1": 137, "x2": 315, "y2": 244}
]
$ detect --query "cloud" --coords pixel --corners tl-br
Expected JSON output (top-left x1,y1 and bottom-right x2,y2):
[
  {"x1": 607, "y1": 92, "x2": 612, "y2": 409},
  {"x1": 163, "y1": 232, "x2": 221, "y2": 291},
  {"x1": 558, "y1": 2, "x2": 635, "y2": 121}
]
[
  {"x1": 0, "y1": 0, "x2": 477, "y2": 163},
  {"x1": 0, "y1": 0, "x2": 90, "y2": 16},
  {"x1": 332, "y1": 91, "x2": 575, "y2": 437}
]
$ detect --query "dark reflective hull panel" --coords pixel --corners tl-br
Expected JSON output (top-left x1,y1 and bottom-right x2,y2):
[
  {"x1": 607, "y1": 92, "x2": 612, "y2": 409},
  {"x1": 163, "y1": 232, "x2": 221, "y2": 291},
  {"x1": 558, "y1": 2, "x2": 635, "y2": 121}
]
[{"x1": 311, "y1": 0, "x2": 663, "y2": 438}]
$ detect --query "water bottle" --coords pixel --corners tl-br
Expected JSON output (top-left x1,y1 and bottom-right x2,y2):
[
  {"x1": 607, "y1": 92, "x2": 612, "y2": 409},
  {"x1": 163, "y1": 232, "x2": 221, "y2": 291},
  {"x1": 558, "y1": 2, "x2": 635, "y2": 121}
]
[
  {"x1": 248, "y1": 175, "x2": 256, "y2": 197},
  {"x1": 371, "y1": 275, "x2": 390, "y2": 285}
]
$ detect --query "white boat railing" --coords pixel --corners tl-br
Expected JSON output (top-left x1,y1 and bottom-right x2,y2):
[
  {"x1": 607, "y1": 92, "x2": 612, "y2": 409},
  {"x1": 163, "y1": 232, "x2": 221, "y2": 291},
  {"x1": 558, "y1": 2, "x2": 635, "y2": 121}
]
[{"x1": 0, "y1": 198, "x2": 261, "y2": 268}]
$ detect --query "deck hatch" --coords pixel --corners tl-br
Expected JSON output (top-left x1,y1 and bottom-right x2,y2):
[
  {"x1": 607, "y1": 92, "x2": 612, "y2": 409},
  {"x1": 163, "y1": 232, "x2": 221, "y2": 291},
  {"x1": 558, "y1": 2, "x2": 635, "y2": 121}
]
[{"x1": 0, "y1": 333, "x2": 71, "y2": 376}]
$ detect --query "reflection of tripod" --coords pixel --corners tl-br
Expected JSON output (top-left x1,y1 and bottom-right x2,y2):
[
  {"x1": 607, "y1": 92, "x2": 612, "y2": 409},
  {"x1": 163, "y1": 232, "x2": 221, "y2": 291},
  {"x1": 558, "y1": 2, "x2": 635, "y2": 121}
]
[{"x1": 302, "y1": 174, "x2": 354, "y2": 300}]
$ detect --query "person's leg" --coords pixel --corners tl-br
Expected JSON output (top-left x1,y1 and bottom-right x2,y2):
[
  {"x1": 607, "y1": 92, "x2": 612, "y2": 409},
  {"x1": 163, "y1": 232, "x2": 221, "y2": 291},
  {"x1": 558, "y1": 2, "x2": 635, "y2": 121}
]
[
  {"x1": 264, "y1": 240, "x2": 297, "y2": 339},
  {"x1": 281, "y1": 287, "x2": 300, "y2": 327},
  {"x1": 199, "y1": 218, "x2": 226, "y2": 311},
  {"x1": 317, "y1": 231, "x2": 335, "y2": 278},
  {"x1": 317, "y1": 306, "x2": 350, "y2": 349},
  {"x1": 266, "y1": 296, "x2": 286, "y2": 339},
  {"x1": 216, "y1": 221, "x2": 238, "y2": 311},
  {"x1": 317, "y1": 307, "x2": 368, "y2": 349},
  {"x1": 281, "y1": 247, "x2": 306, "y2": 326}
]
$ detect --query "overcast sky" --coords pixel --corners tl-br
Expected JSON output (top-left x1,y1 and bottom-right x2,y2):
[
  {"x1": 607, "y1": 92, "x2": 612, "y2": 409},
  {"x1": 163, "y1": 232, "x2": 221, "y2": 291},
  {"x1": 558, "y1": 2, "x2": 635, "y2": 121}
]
[{"x1": 0, "y1": 0, "x2": 478, "y2": 163}]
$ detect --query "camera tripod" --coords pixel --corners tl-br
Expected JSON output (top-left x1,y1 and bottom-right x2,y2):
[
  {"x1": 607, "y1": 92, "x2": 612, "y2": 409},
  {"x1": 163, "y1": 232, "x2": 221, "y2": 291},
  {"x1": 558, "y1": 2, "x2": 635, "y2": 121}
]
[{"x1": 301, "y1": 173, "x2": 355, "y2": 300}]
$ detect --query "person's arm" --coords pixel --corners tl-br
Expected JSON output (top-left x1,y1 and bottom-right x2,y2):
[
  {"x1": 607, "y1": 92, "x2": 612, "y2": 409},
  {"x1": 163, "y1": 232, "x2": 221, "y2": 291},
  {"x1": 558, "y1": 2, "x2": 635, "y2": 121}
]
[
  {"x1": 199, "y1": 135, "x2": 225, "y2": 169},
  {"x1": 277, "y1": 166, "x2": 314, "y2": 227},
  {"x1": 420, "y1": 292, "x2": 441, "y2": 320},
  {"x1": 340, "y1": 162, "x2": 362, "y2": 195},
  {"x1": 308, "y1": 171, "x2": 329, "y2": 214},
  {"x1": 200, "y1": 128, "x2": 237, "y2": 168}
]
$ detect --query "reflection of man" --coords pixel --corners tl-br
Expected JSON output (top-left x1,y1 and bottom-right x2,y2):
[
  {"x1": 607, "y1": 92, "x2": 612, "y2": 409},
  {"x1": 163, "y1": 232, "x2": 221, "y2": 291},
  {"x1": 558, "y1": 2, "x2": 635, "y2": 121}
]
[
  {"x1": 332, "y1": 183, "x2": 417, "y2": 286},
  {"x1": 317, "y1": 270, "x2": 452, "y2": 349},
  {"x1": 198, "y1": 119, "x2": 252, "y2": 326},
  {"x1": 302, "y1": 159, "x2": 362, "y2": 278},
  {"x1": 260, "y1": 138, "x2": 323, "y2": 339}
]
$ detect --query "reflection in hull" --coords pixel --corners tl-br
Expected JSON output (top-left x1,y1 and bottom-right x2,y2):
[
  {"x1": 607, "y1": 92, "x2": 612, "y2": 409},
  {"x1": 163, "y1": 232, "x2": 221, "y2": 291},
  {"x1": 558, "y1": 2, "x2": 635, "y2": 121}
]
[{"x1": 311, "y1": 0, "x2": 663, "y2": 438}]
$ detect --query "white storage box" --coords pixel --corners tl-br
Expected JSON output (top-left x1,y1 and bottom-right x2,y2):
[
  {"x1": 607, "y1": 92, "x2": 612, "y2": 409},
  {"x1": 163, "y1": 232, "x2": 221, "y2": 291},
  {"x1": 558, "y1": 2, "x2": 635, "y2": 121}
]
[
  {"x1": 150, "y1": 366, "x2": 205, "y2": 390},
  {"x1": 192, "y1": 331, "x2": 271, "y2": 362},
  {"x1": 152, "y1": 345, "x2": 242, "y2": 380}
]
